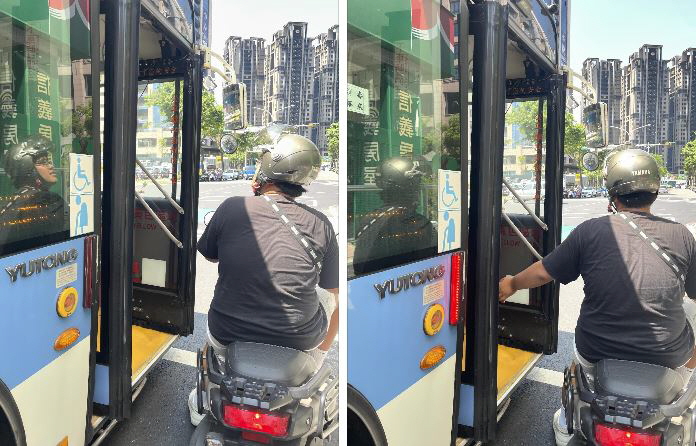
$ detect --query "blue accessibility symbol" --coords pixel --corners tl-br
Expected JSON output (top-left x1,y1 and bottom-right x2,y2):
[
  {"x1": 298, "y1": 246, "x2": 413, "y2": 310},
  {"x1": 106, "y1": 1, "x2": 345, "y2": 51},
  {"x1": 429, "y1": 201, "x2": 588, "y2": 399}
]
[
  {"x1": 73, "y1": 157, "x2": 91, "y2": 192},
  {"x1": 442, "y1": 210, "x2": 457, "y2": 251},
  {"x1": 441, "y1": 172, "x2": 458, "y2": 207}
]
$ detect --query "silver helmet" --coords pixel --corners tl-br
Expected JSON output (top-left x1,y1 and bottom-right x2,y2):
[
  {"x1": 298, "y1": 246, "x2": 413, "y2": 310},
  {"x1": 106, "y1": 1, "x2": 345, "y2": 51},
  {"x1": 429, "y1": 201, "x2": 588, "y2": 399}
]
[
  {"x1": 256, "y1": 134, "x2": 321, "y2": 186},
  {"x1": 603, "y1": 148, "x2": 660, "y2": 197}
]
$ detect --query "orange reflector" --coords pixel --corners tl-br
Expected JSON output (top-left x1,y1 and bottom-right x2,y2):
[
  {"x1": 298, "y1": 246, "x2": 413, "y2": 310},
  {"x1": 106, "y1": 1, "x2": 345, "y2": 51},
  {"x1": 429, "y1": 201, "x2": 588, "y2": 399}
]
[
  {"x1": 57, "y1": 436, "x2": 68, "y2": 446},
  {"x1": 54, "y1": 328, "x2": 80, "y2": 351},
  {"x1": 420, "y1": 345, "x2": 446, "y2": 370}
]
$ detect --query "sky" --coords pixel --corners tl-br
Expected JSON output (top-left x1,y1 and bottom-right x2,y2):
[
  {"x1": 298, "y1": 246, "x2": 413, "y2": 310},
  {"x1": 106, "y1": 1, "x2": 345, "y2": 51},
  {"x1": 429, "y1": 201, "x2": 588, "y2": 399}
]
[
  {"x1": 210, "y1": 0, "x2": 339, "y2": 52},
  {"x1": 569, "y1": 0, "x2": 695, "y2": 73}
]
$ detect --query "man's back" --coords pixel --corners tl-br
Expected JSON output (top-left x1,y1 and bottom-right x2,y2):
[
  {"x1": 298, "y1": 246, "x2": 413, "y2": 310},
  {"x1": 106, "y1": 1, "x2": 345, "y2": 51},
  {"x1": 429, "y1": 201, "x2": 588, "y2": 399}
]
[
  {"x1": 543, "y1": 211, "x2": 696, "y2": 368},
  {"x1": 197, "y1": 195, "x2": 339, "y2": 351}
]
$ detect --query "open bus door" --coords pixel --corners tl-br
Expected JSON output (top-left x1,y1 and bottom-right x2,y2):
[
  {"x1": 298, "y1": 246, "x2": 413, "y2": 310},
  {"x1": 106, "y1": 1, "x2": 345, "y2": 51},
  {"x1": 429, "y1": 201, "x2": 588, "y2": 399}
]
[
  {"x1": 94, "y1": 0, "x2": 202, "y2": 423},
  {"x1": 457, "y1": 2, "x2": 565, "y2": 442}
]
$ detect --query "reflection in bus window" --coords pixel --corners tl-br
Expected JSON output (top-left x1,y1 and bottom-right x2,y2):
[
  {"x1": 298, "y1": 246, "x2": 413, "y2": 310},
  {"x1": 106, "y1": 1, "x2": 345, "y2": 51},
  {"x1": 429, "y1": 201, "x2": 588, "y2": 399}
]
[
  {"x1": 0, "y1": 7, "x2": 93, "y2": 255},
  {"x1": 347, "y1": 4, "x2": 460, "y2": 278}
]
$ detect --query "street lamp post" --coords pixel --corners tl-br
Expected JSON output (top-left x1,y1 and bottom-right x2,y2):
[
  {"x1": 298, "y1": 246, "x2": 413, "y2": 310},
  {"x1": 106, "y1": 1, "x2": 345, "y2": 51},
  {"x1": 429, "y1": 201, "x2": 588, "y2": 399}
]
[{"x1": 609, "y1": 124, "x2": 651, "y2": 143}]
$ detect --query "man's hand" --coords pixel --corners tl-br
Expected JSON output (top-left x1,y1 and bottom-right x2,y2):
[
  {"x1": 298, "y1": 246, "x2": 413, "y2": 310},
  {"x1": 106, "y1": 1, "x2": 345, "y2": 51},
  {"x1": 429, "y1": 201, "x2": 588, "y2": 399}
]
[{"x1": 498, "y1": 275, "x2": 516, "y2": 302}]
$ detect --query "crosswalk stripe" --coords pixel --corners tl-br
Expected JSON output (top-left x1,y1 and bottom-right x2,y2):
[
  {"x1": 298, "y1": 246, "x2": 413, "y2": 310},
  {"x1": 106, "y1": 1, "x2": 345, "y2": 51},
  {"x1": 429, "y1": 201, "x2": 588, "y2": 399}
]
[
  {"x1": 527, "y1": 366, "x2": 564, "y2": 387},
  {"x1": 163, "y1": 347, "x2": 197, "y2": 367}
]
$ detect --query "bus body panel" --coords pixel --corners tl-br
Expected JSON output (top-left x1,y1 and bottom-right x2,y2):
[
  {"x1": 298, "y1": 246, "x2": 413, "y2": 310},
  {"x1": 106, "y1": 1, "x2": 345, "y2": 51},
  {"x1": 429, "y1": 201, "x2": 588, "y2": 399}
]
[
  {"x1": 0, "y1": 237, "x2": 90, "y2": 445},
  {"x1": 348, "y1": 253, "x2": 458, "y2": 446}
]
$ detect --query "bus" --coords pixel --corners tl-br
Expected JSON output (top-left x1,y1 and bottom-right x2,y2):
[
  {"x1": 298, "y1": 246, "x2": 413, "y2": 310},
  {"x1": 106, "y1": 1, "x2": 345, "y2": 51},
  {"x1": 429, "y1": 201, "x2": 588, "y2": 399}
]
[
  {"x1": 347, "y1": 0, "x2": 569, "y2": 444},
  {"x1": 0, "y1": 1, "x2": 236, "y2": 444}
]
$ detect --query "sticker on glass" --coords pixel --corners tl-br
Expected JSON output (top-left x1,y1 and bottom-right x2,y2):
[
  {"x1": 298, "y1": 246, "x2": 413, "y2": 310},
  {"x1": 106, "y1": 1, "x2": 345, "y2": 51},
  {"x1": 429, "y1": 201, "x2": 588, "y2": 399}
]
[
  {"x1": 347, "y1": 83, "x2": 369, "y2": 115},
  {"x1": 438, "y1": 170, "x2": 461, "y2": 253}
]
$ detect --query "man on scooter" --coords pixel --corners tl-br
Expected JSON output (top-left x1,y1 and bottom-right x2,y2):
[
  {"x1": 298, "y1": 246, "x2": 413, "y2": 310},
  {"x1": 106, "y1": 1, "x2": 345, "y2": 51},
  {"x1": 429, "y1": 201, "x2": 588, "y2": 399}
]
[
  {"x1": 497, "y1": 149, "x2": 696, "y2": 445},
  {"x1": 190, "y1": 134, "x2": 339, "y2": 426}
]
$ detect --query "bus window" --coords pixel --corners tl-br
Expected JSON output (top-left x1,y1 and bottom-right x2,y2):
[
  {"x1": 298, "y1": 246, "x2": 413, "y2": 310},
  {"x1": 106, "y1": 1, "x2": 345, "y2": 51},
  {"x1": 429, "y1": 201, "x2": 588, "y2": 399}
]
[
  {"x1": 0, "y1": 7, "x2": 94, "y2": 256},
  {"x1": 500, "y1": 98, "x2": 548, "y2": 306},
  {"x1": 347, "y1": 22, "x2": 461, "y2": 278},
  {"x1": 135, "y1": 80, "x2": 183, "y2": 200}
]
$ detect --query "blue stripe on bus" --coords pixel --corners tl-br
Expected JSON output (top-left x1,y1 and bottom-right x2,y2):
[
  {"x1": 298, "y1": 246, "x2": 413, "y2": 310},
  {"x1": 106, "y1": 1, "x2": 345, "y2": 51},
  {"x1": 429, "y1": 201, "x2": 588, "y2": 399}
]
[
  {"x1": 458, "y1": 384, "x2": 474, "y2": 426},
  {"x1": 0, "y1": 238, "x2": 91, "y2": 390},
  {"x1": 347, "y1": 254, "x2": 459, "y2": 412}
]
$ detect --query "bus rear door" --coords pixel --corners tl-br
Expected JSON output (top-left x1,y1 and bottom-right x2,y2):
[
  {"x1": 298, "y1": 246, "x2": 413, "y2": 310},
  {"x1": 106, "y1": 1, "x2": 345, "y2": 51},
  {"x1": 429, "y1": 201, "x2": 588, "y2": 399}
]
[
  {"x1": 94, "y1": 0, "x2": 202, "y2": 422},
  {"x1": 457, "y1": 2, "x2": 565, "y2": 442}
]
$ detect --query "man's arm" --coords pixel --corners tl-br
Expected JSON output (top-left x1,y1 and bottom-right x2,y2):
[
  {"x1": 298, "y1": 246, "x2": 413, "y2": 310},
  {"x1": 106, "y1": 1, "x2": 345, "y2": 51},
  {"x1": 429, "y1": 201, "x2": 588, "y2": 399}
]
[
  {"x1": 499, "y1": 261, "x2": 553, "y2": 302},
  {"x1": 317, "y1": 288, "x2": 338, "y2": 351}
]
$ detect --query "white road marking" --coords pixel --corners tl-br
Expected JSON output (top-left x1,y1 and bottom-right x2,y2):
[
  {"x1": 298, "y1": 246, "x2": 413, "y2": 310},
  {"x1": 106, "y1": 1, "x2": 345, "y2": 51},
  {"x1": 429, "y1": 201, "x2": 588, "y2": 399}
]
[
  {"x1": 526, "y1": 366, "x2": 564, "y2": 387},
  {"x1": 163, "y1": 347, "x2": 197, "y2": 367}
]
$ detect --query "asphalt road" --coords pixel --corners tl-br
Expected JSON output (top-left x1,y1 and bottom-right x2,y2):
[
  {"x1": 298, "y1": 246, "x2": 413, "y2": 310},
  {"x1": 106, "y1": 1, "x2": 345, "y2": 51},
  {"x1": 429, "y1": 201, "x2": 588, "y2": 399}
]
[
  {"x1": 491, "y1": 189, "x2": 696, "y2": 445},
  {"x1": 106, "y1": 173, "x2": 339, "y2": 446}
]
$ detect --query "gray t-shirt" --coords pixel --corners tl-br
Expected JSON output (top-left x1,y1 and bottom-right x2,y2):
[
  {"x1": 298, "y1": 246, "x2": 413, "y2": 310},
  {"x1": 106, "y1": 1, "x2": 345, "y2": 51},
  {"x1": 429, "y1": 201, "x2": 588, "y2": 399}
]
[
  {"x1": 198, "y1": 195, "x2": 339, "y2": 351},
  {"x1": 543, "y1": 211, "x2": 696, "y2": 368}
]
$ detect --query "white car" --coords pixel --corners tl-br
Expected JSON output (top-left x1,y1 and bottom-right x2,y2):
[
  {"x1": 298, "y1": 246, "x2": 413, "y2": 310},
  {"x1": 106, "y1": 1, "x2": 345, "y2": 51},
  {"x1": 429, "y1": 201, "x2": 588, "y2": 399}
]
[
  {"x1": 581, "y1": 188, "x2": 596, "y2": 198},
  {"x1": 659, "y1": 186, "x2": 668, "y2": 194}
]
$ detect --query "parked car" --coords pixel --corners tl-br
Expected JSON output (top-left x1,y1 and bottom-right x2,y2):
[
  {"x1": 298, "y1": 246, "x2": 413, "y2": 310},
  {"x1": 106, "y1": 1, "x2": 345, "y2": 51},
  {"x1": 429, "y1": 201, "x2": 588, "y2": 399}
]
[
  {"x1": 242, "y1": 165, "x2": 256, "y2": 180},
  {"x1": 222, "y1": 170, "x2": 239, "y2": 181},
  {"x1": 581, "y1": 188, "x2": 596, "y2": 198},
  {"x1": 659, "y1": 186, "x2": 669, "y2": 194}
]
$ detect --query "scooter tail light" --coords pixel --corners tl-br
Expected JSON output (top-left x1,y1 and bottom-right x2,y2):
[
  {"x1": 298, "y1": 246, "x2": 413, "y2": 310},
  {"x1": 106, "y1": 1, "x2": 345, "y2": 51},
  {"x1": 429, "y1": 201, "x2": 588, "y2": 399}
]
[
  {"x1": 241, "y1": 431, "x2": 271, "y2": 444},
  {"x1": 449, "y1": 252, "x2": 462, "y2": 325},
  {"x1": 222, "y1": 404, "x2": 290, "y2": 437},
  {"x1": 594, "y1": 423, "x2": 661, "y2": 446}
]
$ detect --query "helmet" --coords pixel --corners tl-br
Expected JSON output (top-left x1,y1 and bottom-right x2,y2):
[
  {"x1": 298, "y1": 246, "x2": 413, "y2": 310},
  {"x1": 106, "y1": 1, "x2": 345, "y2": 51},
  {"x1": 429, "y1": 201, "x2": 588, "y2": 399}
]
[
  {"x1": 3, "y1": 137, "x2": 54, "y2": 188},
  {"x1": 256, "y1": 134, "x2": 321, "y2": 186},
  {"x1": 603, "y1": 148, "x2": 660, "y2": 197},
  {"x1": 375, "y1": 156, "x2": 423, "y2": 191}
]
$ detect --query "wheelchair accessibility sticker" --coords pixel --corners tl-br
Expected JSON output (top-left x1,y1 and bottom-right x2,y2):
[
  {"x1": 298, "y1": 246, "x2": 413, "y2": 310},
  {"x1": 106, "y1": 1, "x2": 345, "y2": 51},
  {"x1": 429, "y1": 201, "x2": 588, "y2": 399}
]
[
  {"x1": 69, "y1": 154, "x2": 94, "y2": 236},
  {"x1": 438, "y1": 170, "x2": 461, "y2": 253}
]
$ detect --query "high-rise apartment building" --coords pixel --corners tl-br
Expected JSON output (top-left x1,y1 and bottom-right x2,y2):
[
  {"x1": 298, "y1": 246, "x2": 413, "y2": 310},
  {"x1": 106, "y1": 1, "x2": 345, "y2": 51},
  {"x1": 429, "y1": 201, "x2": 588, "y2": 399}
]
[
  {"x1": 265, "y1": 22, "x2": 310, "y2": 126},
  {"x1": 303, "y1": 25, "x2": 339, "y2": 151},
  {"x1": 665, "y1": 48, "x2": 696, "y2": 172},
  {"x1": 223, "y1": 36, "x2": 266, "y2": 127},
  {"x1": 582, "y1": 58, "x2": 622, "y2": 144},
  {"x1": 620, "y1": 45, "x2": 668, "y2": 154}
]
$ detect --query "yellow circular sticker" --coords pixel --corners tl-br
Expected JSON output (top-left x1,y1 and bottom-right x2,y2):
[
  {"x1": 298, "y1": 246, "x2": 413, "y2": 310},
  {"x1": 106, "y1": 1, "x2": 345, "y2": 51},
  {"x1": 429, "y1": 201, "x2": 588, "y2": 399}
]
[
  {"x1": 57, "y1": 287, "x2": 79, "y2": 318},
  {"x1": 423, "y1": 303, "x2": 445, "y2": 336}
]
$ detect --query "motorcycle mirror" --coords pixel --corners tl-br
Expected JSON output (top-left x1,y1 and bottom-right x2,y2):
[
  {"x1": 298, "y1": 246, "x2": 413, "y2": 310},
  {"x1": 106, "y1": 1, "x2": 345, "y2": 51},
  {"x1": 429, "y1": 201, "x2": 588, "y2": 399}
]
[
  {"x1": 582, "y1": 152, "x2": 600, "y2": 172},
  {"x1": 220, "y1": 134, "x2": 238, "y2": 154},
  {"x1": 203, "y1": 211, "x2": 215, "y2": 226}
]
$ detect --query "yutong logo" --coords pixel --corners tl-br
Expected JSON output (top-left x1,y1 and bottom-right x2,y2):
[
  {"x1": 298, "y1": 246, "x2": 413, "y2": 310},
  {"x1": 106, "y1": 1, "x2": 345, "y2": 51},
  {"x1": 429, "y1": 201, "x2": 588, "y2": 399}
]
[
  {"x1": 5, "y1": 249, "x2": 78, "y2": 283},
  {"x1": 374, "y1": 265, "x2": 445, "y2": 299}
]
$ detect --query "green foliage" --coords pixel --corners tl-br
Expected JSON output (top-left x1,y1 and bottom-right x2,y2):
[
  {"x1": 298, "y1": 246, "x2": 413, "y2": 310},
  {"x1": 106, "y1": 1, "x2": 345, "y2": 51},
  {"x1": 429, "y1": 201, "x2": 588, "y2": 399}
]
[
  {"x1": 144, "y1": 82, "x2": 179, "y2": 123},
  {"x1": 326, "y1": 122, "x2": 339, "y2": 168},
  {"x1": 60, "y1": 101, "x2": 93, "y2": 153},
  {"x1": 653, "y1": 154, "x2": 668, "y2": 177},
  {"x1": 683, "y1": 138, "x2": 696, "y2": 181},
  {"x1": 201, "y1": 91, "x2": 224, "y2": 146},
  {"x1": 504, "y1": 100, "x2": 586, "y2": 159}
]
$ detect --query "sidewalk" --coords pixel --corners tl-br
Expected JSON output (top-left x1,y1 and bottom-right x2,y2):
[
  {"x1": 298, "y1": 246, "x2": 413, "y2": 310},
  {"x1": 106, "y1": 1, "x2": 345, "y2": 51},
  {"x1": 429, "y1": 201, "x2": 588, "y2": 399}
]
[
  {"x1": 668, "y1": 187, "x2": 696, "y2": 198},
  {"x1": 316, "y1": 170, "x2": 338, "y2": 182}
]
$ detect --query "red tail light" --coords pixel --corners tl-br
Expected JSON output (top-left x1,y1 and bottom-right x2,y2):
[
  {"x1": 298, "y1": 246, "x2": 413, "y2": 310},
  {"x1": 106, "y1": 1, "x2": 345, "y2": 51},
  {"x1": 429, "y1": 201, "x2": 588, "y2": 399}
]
[
  {"x1": 241, "y1": 431, "x2": 271, "y2": 444},
  {"x1": 449, "y1": 252, "x2": 463, "y2": 325},
  {"x1": 594, "y1": 423, "x2": 661, "y2": 446},
  {"x1": 223, "y1": 404, "x2": 290, "y2": 437}
]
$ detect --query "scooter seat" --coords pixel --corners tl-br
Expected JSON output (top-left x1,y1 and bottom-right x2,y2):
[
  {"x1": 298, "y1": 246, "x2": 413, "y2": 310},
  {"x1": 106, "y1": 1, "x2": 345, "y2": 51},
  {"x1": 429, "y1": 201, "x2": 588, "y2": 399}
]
[
  {"x1": 595, "y1": 359, "x2": 684, "y2": 405},
  {"x1": 225, "y1": 342, "x2": 317, "y2": 387}
]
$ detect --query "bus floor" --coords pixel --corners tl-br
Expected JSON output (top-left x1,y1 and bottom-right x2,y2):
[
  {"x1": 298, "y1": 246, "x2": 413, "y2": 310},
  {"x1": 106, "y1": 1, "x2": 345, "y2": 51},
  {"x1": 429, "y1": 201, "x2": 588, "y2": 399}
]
[
  {"x1": 462, "y1": 337, "x2": 541, "y2": 406},
  {"x1": 96, "y1": 310, "x2": 178, "y2": 383}
]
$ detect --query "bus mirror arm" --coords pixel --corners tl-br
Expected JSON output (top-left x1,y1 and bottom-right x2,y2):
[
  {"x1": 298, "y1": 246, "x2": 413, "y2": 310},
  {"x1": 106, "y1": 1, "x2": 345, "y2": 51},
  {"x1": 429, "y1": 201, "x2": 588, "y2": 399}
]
[
  {"x1": 502, "y1": 178, "x2": 548, "y2": 231},
  {"x1": 502, "y1": 212, "x2": 543, "y2": 261},
  {"x1": 136, "y1": 159, "x2": 185, "y2": 214},
  {"x1": 134, "y1": 190, "x2": 184, "y2": 249}
]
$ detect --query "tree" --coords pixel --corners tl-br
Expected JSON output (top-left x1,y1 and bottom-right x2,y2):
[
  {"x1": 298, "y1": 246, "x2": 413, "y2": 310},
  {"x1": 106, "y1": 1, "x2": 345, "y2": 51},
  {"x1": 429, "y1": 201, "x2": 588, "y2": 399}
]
[
  {"x1": 326, "y1": 122, "x2": 339, "y2": 169},
  {"x1": 60, "y1": 101, "x2": 93, "y2": 153},
  {"x1": 505, "y1": 100, "x2": 586, "y2": 159},
  {"x1": 683, "y1": 138, "x2": 696, "y2": 185},
  {"x1": 653, "y1": 154, "x2": 668, "y2": 177},
  {"x1": 145, "y1": 83, "x2": 223, "y2": 148},
  {"x1": 201, "y1": 91, "x2": 224, "y2": 148}
]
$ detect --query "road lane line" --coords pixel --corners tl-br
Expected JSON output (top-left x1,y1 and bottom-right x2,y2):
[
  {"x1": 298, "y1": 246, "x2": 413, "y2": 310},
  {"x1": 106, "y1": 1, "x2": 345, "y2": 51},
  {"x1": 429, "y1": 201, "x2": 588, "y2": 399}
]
[
  {"x1": 163, "y1": 347, "x2": 197, "y2": 367},
  {"x1": 526, "y1": 366, "x2": 564, "y2": 387}
]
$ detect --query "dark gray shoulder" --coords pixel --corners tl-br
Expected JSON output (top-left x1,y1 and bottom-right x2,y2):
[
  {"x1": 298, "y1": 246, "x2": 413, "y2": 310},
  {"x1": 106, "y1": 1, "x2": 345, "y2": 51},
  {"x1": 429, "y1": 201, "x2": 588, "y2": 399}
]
[{"x1": 296, "y1": 202, "x2": 336, "y2": 236}]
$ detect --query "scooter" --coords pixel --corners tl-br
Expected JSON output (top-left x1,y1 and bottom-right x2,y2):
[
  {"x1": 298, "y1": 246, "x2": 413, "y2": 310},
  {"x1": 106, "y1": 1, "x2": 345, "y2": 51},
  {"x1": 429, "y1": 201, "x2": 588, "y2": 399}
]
[
  {"x1": 562, "y1": 358, "x2": 696, "y2": 446},
  {"x1": 189, "y1": 341, "x2": 339, "y2": 446}
]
